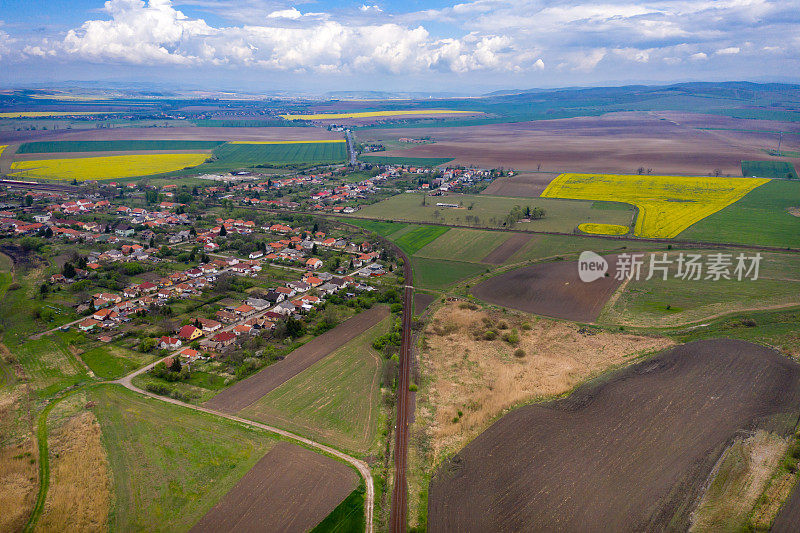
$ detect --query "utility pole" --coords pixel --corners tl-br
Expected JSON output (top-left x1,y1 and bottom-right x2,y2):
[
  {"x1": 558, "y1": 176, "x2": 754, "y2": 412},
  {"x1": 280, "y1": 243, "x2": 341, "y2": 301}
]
[{"x1": 778, "y1": 131, "x2": 783, "y2": 157}]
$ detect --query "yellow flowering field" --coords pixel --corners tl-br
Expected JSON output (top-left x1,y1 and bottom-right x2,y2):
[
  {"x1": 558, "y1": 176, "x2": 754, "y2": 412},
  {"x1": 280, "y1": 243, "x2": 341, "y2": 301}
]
[
  {"x1": 280, "y1": 109, "x2": 475, "y2": 120},
  {"x1": 577, "y1": 223, "x2": 629, "y2": 235},
  {"x1": 0, "y1": 145, "x2": 7, "y2": 157},
  {"x1": 541, "y1": 173, "x2": 770, "y2": 238},
  {"x1": 228, "y1": 140, "x2": 345, "y2": 144},
  {"x1": 9, "y1": 153, "x2": 208, "y2": 181}
]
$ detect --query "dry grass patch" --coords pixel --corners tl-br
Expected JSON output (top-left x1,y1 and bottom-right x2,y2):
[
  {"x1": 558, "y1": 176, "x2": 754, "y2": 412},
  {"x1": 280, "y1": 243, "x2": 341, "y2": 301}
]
[
  {"x1": 0, "y1": 438, "x2": 38, "y2": 532},
  {"x1": 691, "y1": 430, "x2": 788, "y2": 532},
  {"x1": 418, "y1": 302, "x2": 673, "y2": 465},
  {"x1": 751, "y1": 471, "x2": 799, "y2": 529},
  {"x1": 36, "y1": 399, "x2": 112, "y2": 532}
]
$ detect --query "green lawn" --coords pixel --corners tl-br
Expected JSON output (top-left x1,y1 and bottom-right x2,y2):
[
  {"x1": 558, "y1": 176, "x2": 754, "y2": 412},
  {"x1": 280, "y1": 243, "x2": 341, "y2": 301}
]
[
  {"x1": 599, "y1": 251, "x2": 800, "y2": 327},
  {"x1": 393, "y1": 225, "x2": 450, "y2": 256},
  {"x1": 414, "y1": 228, "x2": 511, "y2": 263},
  {"x1": 239, "y1": 317, "x2": 390, "y2": 454},
  {"x1": 183, "y1": 142, "x2": 347, "y2": 174},
  {"x1": 79, "y1": 345, "x2": 154, "y2": 380},
  {"x1": 741, "y1": 160, "x2": 798, "y2": 179},
  {"x1": 16, "y1": 140, "x2": 223, "y2": 154},
  {"x1": 352, "y1": 192, "x2": 633, "y2": 233},
  {"x1": 411, "y1": 257, "x2": 487, "y2": 290},
  {"x1": 507, "y1": 234, "x2": 665, "y2": 264},
  {"x1": 678, "y1": 179, "x2": 800, "y2": 248},
  {"x1": 89, "y1": 385, "x2": 278, "y2": 532},
  {"x1": 358, "y1": 155, "x2": 453, "y2": 167}
]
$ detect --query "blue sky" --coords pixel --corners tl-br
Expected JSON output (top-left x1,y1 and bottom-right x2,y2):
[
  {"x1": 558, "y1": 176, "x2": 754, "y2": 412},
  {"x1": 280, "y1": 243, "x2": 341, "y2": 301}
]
[{"x1": 1, "y1": 0, "x2": 799, "y2": 93}]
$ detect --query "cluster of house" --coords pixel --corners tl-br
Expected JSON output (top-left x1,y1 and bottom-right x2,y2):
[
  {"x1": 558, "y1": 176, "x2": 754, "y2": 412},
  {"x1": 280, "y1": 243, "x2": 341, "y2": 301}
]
[{"x1": 116, "y1": 205, "x2": 190, "y2": 227}]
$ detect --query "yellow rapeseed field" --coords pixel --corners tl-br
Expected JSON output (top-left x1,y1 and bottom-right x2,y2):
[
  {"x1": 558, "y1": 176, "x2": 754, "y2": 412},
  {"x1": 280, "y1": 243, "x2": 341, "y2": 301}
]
[
  {"x1": 577, "y1": 223, "x2": 629, "y2": 235},
  {"x1": 9, "y1": 153, "x2": 207, "y2": 181},
  {"x1": 279, "y1": 109, "x2": 476, "y2": 120},
  {"x1": 542, "y1": 173, "x2": 770, "y2": 238},
  {"x1": 0, "y1": 111, "x2": 122, "y2": 118},
  {"x1": 0, "y1": 145, "x2": 7, "y2": 157},
  {"x1": 228, "y1": 140, "x2": 346, "y2": 144}
]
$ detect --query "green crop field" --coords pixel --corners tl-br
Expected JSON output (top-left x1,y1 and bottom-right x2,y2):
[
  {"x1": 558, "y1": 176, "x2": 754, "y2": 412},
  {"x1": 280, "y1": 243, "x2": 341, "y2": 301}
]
[
  {"x1": 359, "y1": 155, "x2": 454, "y2": 167},
  {"x1": 212, "y1": 142, "x2": 345, "y2": 167},
  {"x1": 90, "y1": 385, "x2": 278, "y2": 532},
  {"x1": 678, "y1": 179, "x2": 800, "y2": 248},
  {"x1": 352, "y1": 192, "x2": 633, "y2": 233},
  {"x1": 192, "y1": 119, "x2": 308, "y2": 127},
  {"x1": 344, "y1": 219, "x2": 409, "y2": 236},
  {"x1": 507, "y1": 234, "x2": 665, "y2": 264},
  {"x1": 741, "y1": 160, "x2": 798, "y2": 179},
  {"x1": 411, "y1": 257, "x2": 487, "y2": 289},
  {"x1": 239, "y1": 317, "x2": 390, "y2": 454},
  {"x1": 599, "y1": 251, "x2": 800, "y2": 327},
  {"x1": 393, "y1": 225, "x2": 450, "y2": 256},
  {"x1": 16, "y1": 140, "x2": 224, "y2": 154},
  {"x1": 312, "y1": 483, "x2": 366, "y2": 533},
  {"x1": 415, "y1": 228, "x2": 510, "y2": 262}
]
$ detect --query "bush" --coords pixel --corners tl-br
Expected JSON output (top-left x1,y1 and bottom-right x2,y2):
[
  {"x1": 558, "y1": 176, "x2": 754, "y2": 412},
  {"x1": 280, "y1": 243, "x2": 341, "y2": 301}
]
[
  {"x1": 502, "y1": 329, "x2": 520, "y2": 345},
  {"x1": 145, "y1": 382, "x2": 172, "y2": 396},
  {"x1": 520, "y1": 322, "x2": 532, "y2": 331},
  {"x1": 514, "y1": 348, "x2": 526, "y2": 358},
  {"x1": 483, "y1": 330, "x2": 498, "y2": 340},
  {"x1": 458, "y1": 302, "x2": 478, "y2": 310},
  {"x1": 390, "y1": 303, "x2": 403, "y2": 313},
  {"x1": 409, "y1": 383, "x2": 418, "y2": 392}
]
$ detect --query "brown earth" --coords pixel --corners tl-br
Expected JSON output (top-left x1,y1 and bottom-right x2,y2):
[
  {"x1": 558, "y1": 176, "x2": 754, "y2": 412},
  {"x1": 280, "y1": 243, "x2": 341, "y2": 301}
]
[
  {"x1": 428, "y1": 339, "x2": 800, "y2": 532},
  {"x1": 205, "y1": 305, "x2": 389, "y2": 413},
  {"x1": 479, "y1": 233, "x2": 533, "y2": 264},
  {"x1": 358, "y1": 111, "x2": 800, "y2": 175},
  {"x1": 471, "y1": 255, "x2": 623, "y2": 322},
  {"x1": 481, "y1": 172, "x2": 559, "y2": 197},
  {"x1": 771, "y1": 478, "x2": 800, "y2": 532},
  {"x1": 414, "y1": 292, "x2": 436, "y2": 315},
  {"x1": 190, "y1": 442, "x2": 357, "y2": 533},
  {"x1": 0, "y1": 126, "x2": 341, "y2": 144}
]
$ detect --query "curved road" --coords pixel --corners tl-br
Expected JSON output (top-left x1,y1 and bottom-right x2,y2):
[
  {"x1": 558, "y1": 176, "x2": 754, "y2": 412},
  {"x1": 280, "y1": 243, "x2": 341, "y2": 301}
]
[{"x1": 114, "y1": 359, "x2": 375, "y2": 533}]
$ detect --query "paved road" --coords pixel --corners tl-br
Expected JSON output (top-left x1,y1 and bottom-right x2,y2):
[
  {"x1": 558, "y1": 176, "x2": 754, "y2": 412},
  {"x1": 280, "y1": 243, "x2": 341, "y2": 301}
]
[{"x1": 345, "y1": 129, "x2": 357, "y2": 165}]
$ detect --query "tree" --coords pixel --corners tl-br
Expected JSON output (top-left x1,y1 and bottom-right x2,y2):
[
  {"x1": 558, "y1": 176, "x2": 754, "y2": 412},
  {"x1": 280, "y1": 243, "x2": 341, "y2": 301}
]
[
  {"x1": 285, "y1": 316, "x2": 305, "y2": 338},
  {"x1": 219, "y1": 225, "x2": 227, "y2": 237},
  {"x1": 169, "y1": 356, "x2": 182, "y2": 373},
  {"x1": 189, "y1": 226, "x2": 197, "y2": 236},
  {"x1": 44, "y1": 226, "x2": 53, "y2": 238},
  {"x1": 24, "y1": 195, "x2": 33, "y2": 206},
  {"x1": 39, "y1": 283, "x2": 49, "y2": 297},
  {"x1": 63, "y1": 262, "x2": 76, "y2": 279},
  {"x1": 145, "y1": 189, "x2": 158, "y2": 204}
]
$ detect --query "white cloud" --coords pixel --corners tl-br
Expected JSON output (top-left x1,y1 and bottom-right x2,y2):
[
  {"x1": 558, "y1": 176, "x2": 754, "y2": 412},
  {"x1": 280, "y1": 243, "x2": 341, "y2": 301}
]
[
  {"x1": 690, "y1": 52, "x2": 708, "y2": 60},
  {"x1": 533, "y1": 58, "x2": 544, "y2": 69},
  {"x1": 360, "y1": 4, "x2": 382, "y2": 12},
  {"x1": 716, "y1": 46, "x2": 740, "y2": 55},
  {"x1": 267, "y1": 8, "x2": 302, "y2": 20}
]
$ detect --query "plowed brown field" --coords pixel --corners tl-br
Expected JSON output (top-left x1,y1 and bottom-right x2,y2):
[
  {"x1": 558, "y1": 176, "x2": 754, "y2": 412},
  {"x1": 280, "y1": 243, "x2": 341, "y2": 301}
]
[{"x1": 428, "y1": 339, "x2": 800, "y2": 532}]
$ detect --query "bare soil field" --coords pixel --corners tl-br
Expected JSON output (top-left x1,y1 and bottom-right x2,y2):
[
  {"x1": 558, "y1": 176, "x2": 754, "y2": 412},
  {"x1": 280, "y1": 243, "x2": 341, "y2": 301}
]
[
  {"x1": 471, "y1": 256, "x2": 623, "y2": 322},
  {"x1": 428, "y1": 339, "x2": 800, "y2": 532},
  {"x1": 653, "y1": 111, "x2": 800, "y2": 135},
  {"x1": 481, "y1": 172, "x2": 559, "y2": 197},
  {"x1": 414, "y1": 292, "x2": 436, "y2": 315},
  {"x1": 359, "y1": 111, "x2": 793, "y2": 175},
  {"x1": 205, "y1": 306, "x2": 389, "y2": 413},
  {"x1": 771, "y1": 481, "x2": 800, "y2": 532},
  {"x1": 190, "y1": 442, "x2": 358, "y2": 533},
  {"x1": 0, "y1": 126, "x2": 341, "y2": 144},
  {"x1": 480, "y1": 233, "x2": 532, "y2": 263}
]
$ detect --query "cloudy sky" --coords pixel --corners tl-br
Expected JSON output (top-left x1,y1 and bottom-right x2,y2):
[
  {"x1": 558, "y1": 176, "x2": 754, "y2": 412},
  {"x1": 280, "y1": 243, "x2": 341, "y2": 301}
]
[{"x1": 1, "y1": 0, "x2": 798, "y2": 93}]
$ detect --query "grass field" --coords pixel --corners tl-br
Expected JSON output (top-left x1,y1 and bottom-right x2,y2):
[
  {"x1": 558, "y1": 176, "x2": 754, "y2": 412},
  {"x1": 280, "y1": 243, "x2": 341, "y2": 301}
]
[
  {"x1": 353, "y1": 192, "x2": 633, "y2": 233},
  {"x1": 228, "y1": 140, "x2": 345, "y2": 145},
  {"x1": 89, "y1": 385, "x2": 278, "y2": 532},
  {"x1": 599, "y1": 251, "x2": 800, "y2": 327},
  {"x1": 414, "y1": 228, "x2": 510, "y2": 262},
  {"x1": 412, "y1": 257, "x2": 487, "y2": 289},
  {"x1": 359, "y1": 155, "x2": 454, "y2": 167},
  {"x1": 239, "y1": 317, "x2": 390, "y2": 454},
  {"x1": 280, "y1": 110, "x2": 475, "y2": 120},
  {"x1": 506, "y1": 234, "x2": 666, "y2": 263},
  {"x1": 79, "y1": 345, "x2": 154, "y2": 380},
  {"x1": 541, "y1": 173, "x2": 770, "y2": 238},
  {"x1": 678, "y1": 179, "x2": 800, "y2": 248},
  {"x1": 393, "y1": 225, "x2": 450, "y2": 255},
  {"x1": 741, "y1": 160, "x2": 798, "y2": 179},
  {"x1": 16, "y1": 140, "x2": 223, "y2": 153},
  {"x1": 578, "y1": 223, "x2": 629, "y2": 235},
  {"x1": 344, "y1": 219, "x2": 409, "y2": 237},
  {"x1": 184, "y1": 141, "x2": 347, "y2": 173},
  {"x1": 9, "y1": 153, "x2": 208, "y2": 181}
]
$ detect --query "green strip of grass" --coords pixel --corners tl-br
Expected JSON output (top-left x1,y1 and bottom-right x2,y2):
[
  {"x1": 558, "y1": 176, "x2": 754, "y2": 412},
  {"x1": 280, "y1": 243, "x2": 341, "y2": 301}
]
[
  {"x1": 344, "y1": 219, "x2": 409, "y2": 236},
  {"x1": 17, "y1": 140, "x2": 224, "y2": 154},
  {"x1": 411, "y1": 257, "x2": 487, "y2": 290}
]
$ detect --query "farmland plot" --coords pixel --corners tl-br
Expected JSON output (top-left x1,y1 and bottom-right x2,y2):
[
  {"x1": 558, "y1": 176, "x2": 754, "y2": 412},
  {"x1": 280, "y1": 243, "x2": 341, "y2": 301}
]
[
  {"x1": 541, "y1": 173, "x2": 769, "y2": 238},
  {"x1": 9, "y1": 153, "x2": 208, "y2": 180}
]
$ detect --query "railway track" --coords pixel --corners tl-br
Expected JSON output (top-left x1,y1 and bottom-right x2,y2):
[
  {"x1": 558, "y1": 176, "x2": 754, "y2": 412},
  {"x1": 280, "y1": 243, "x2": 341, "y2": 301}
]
[{"x1": 0, "y1": 179, "x2": 81, "y2": 193}]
